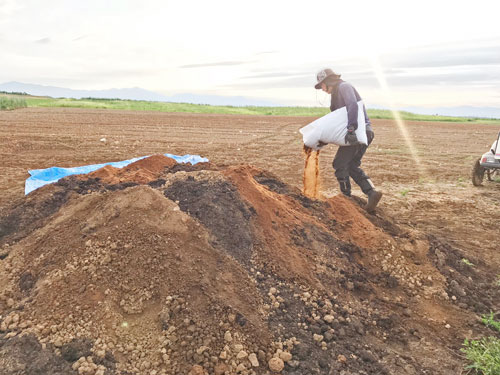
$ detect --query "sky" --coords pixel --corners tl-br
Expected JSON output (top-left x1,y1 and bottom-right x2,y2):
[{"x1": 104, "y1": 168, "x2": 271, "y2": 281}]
[{"x1": 1, "y1": 0, "x2": 500, "y2": 110}]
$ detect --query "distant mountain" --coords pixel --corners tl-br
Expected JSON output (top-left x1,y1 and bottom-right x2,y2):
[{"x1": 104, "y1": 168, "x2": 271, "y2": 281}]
[
  {"x1": 168, "y1": 93, "x2": 277, "y2": 107},
  {"x1": 2, "y1": 82, "x2": 499, "y2": 117},
  {"x1": 0, "y1": 81, "x2": 170, "y2": 102},
  {"x1": 401, "y1": 106, "x2": 500, "y2": 119},
  {"x1": 0, "y1": 81, "x2": 278, "y2": 107}
]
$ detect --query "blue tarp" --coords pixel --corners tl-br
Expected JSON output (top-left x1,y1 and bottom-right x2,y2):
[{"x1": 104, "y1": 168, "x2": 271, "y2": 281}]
[{"x1": 25, "y1": 153, "x2": 209, "y2": 195}]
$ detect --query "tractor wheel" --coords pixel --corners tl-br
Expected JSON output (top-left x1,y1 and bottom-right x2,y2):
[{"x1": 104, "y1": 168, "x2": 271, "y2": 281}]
[{"x1": 472, "y1": 158, "x2": 485, "y2": 186}]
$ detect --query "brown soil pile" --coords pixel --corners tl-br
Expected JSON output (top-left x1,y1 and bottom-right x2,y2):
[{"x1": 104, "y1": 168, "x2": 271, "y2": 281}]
[
  {"x1": 87, "y1": 154, "x2": 178, "y2": 185},
  {"x1": 0, "y1": 158, "x2": 499, "y2": 375}
]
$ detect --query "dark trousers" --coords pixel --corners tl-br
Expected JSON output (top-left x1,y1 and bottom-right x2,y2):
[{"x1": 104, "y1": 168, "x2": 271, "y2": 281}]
[{"x1": 333, "y1": 137, "x2": 373, "y2": 196}]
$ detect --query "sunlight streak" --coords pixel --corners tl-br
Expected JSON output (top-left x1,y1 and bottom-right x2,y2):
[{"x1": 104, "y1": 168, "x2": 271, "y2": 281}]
[{"x1": 369, "y1": 55, "x2": 428, "y2": 178}]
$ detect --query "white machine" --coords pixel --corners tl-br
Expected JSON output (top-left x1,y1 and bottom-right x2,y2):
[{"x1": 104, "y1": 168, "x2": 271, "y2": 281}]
[{"x1": 472, "y1": 131, "x2": 500, "y2": 186}]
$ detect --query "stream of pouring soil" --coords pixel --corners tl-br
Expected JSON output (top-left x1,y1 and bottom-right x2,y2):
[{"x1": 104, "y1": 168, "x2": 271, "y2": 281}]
[{"x1": 303, "y1": 145, "x2": 321, "y2": 198}]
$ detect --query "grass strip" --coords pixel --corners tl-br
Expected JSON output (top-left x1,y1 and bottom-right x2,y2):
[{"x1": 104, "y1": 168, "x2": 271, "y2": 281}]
[
  {"x1": 2, "y1": 94, "x2": 499, "y2": 124},
  {"x1": 0, "y1": 96, "x2": 27, "y2": 110}
]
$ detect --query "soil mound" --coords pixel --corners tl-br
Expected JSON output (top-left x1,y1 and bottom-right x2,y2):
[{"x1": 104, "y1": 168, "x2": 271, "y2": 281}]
[
  {"x1": 88, "y1": 154, "x2": 178, "y2": 185},
  {"x1": 0, "y1": 157, "x2": 499, "y2": 375}
]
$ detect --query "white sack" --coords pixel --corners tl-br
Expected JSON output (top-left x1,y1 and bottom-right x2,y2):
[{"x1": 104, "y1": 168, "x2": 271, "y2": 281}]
[{"x1": 300, "y1": 101, "x2": 367, "y2": 149}]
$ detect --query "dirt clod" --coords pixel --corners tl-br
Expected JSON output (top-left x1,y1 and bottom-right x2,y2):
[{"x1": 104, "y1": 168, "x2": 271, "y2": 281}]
[
  {"x1": 60, "y1": 338, "x2": 93, "y2": 362},
  {"x1": 0, "y1": 334, "x2": 75, "y2": 375}
]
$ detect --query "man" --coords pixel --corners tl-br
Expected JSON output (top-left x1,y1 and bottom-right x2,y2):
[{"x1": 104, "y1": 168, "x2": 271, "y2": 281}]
[{"x1": 315, "y1": 68, "x2": 382, "y2": 212}]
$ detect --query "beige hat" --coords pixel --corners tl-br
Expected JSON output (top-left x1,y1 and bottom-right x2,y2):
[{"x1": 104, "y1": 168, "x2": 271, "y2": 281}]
[{"x1": 315, "y1": 68, "x2": 341, "y2": 89}]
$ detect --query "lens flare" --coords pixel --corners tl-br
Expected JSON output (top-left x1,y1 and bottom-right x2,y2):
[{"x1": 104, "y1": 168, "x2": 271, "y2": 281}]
[{"x1": 369, "y1": 55, "x2": 427, "y2": 178}]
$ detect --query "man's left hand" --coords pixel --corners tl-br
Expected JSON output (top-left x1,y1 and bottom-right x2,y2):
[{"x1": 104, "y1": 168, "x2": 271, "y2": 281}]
[
  {"x1": 366, "y1": 130, "x2": 374, "y2": 145},
  {"x1": 345, "y1": 129, "x2": 358, "y2": 145}
]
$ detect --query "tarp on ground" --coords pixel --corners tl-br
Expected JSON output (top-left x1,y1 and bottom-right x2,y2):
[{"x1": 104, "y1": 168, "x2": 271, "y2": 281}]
[{"x1": 25, "y1": 153, "x2": 209, "y2": 195}]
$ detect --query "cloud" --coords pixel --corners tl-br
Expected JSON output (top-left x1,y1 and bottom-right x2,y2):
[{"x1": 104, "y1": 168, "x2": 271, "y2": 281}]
[
  {"x1": 72, "y1": 35, "x2": 88, "y2": 42},
  {"x1": 179, "y1": 61, "x2": 251, "y2": 68},
  {"x1": 241, "y1": 72, "x2": 310, "y2": 79},
  {"x1": 223, "y1": 59, "x2": 500, "y2": 92},
  {"x1": 381, "y1": 41, "x2": 500, "y2": 69},
  {"x1": 0, "y1": 0, "x2": 23, "y2": 18},
  {"x1": 316, "y1": 41, "x2": 500, "y2": 90},
  {"x1": 350, "y1": 67, "x2": 500, "y2": 89},
  {"x1": 255, "y1": 50, "x2": 278, "y2": 55},
  {"x1": 35, "y1": 37, "x2": 51, "y2": 44},
  {"x1": 221, "y1": 75, "x2": 314, "y2": 90}
]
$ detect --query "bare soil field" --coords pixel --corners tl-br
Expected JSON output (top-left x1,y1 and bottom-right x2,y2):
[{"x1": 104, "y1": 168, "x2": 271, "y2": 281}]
[
  {"x1": 1, "y1": 108, "x2": 499, "y2": 268},
  {"x1": 0, "y1": 107, "x2": 499, "y2": 375}
]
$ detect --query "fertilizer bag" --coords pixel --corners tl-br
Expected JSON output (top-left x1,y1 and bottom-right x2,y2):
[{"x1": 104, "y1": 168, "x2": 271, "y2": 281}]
[{"x1": 300, "y1": 101, "x2": 368, "y2": 149}]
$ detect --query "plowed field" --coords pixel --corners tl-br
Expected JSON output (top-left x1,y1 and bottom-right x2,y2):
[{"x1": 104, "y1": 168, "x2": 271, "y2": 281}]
[
  {"x1": 0, "y1": 107, "x2": 499, "y2": 375},
  {"x1": 2, "y1": 108, "x2": 499, "y2": 270}
]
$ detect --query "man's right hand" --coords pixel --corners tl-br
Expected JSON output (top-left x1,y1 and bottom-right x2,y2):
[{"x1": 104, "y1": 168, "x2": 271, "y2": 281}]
[
  {"x1": 317, "y1": 141, "x2": 327, "y2": 149},
  {"x1": 345, "y1": 130, "x2": 358, "y2": 145}
]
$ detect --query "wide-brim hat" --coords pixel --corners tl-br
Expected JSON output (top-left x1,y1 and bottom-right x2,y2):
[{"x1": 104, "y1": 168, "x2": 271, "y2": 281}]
[{"x1": 315, "y1": 68, "x2": 341, "y2": 89}]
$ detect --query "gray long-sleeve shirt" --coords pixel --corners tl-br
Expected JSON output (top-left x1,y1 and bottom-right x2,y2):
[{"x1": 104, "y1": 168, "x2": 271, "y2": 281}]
[{"x1": 330, "y1": 80, "x2": 372, "y2": 132}]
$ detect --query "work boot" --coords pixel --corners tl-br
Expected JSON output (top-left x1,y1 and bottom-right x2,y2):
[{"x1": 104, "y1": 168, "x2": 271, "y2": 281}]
[
  {"x1": 338, "y1": 178, "x2": 351, "y2": 197},
  {"x1": 365, "y1": 189, "x2": 383, "y2": 213}
]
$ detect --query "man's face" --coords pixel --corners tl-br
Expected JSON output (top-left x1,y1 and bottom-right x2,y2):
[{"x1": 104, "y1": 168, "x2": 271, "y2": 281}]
[{"x1": 321, "y1": 83, "x2": 331, "y2": 93}]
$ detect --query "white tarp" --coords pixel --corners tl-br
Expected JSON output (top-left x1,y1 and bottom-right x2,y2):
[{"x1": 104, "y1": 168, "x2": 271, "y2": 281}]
[{"x1": 299, "y1": 101, "x2": 368, "y2": 150}]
